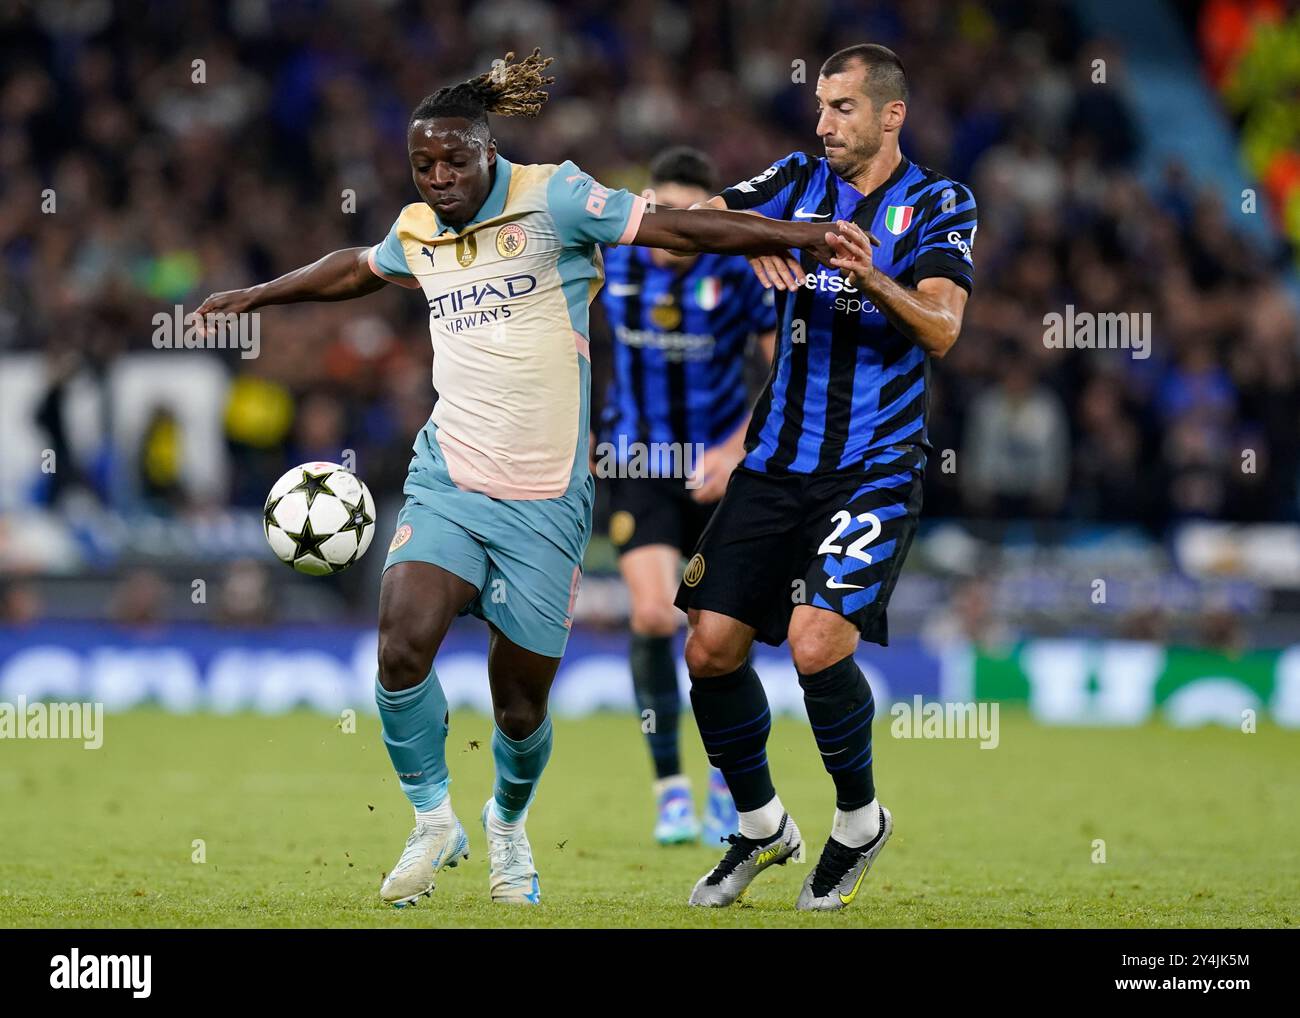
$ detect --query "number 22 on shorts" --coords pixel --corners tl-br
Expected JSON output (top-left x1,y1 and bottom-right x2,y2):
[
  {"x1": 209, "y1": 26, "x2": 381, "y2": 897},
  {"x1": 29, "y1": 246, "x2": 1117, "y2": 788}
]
[{"x1": 817, "y1": 511, "x2": 882, "y2": 563}]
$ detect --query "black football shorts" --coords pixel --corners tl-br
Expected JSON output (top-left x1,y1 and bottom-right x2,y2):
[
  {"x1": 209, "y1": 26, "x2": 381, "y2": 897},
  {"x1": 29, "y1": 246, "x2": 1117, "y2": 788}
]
[
  {"x1": 606, "y1": 475, "x2": 720, "y2": 557},
  {"x1": 673, "y1": 461, "x2": 923, "y2": 646}
]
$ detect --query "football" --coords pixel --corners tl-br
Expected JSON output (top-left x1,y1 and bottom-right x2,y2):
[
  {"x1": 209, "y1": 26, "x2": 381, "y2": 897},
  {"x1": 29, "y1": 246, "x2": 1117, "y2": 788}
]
[{"x1": 262, "y1": 462, "x2": 376, "y2": 575}]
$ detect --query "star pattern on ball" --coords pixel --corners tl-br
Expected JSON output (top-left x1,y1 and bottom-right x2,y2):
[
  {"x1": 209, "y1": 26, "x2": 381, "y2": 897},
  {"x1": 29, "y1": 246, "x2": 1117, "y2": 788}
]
[
  {"x1": 263, "y1": 495, "x2": 283, "y2": 531},
  {"x1": 283, "y1": 517, "x2": 331, "y2": 563},
  {"x1": 336, "y1": 495, "x2": 373, "y2": 538},
  {"x1": 289, "y1": 468, "x2": 336, "y2": 508},
  {"x1": 263, "y1": 464, "x2": 376, "y2": 574}
]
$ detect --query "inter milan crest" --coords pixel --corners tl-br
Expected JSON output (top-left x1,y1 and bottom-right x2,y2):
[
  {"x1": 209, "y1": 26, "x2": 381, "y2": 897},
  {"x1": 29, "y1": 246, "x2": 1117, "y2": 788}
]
[
  {"x1": 650, "y1": 295, "x2": 681, "y2": 330},
  {"x1": 609, "y1": 510, "x2": 635, "y2": 547},
  {"x1": 683, "y1": 553, "x2": 706, "y2": 587}
]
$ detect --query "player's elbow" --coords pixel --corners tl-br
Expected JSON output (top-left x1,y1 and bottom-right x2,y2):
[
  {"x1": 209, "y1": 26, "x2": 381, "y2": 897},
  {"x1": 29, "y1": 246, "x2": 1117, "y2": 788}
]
[{"x1": 927, "y1": 321, "x2": 960, "y2": 359}]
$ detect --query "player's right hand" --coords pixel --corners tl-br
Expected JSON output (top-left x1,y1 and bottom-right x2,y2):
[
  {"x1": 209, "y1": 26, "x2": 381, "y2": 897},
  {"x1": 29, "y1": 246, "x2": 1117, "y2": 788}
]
[
  {"x1": 827, "y1": 221, "x2": 882, "y2": 291},
  {"x1": 193, "y1": 288, "x2": 258, "y2": 319},
  {"x1": 689, "y1": 439, "x2": 745, "y2": 503}
]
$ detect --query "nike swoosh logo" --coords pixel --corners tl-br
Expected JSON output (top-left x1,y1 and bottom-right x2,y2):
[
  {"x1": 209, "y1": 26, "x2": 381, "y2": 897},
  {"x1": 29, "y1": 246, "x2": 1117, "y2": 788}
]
[
  {"x1": 826, "y1": 578, "x2": 864, "y2": 590},
  {"x1": 793, "y1": 207, "x2": 831, "y2": 219},
  {"x1": 839, "y1": 861, "x2": 871, "y2": 905}
]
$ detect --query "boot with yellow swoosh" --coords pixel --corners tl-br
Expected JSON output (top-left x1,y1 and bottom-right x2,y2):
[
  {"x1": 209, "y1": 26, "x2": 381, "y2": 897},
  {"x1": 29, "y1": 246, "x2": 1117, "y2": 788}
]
[
  {"x1": 688, "y1": 812, "x2": 803, "y2": 907},
  {"x1": 795, "y1": 805, "x2": 892, "y2": 911}
]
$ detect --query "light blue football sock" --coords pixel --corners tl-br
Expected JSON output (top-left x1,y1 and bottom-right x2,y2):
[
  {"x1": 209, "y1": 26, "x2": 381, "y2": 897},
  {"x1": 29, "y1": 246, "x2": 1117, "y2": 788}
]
[
  {"x1": 375, "y1": 669, "x2": 449, "y2": 812},
  {"x1": 491, "y1": 715, "x2": 553, "y2": 822}
]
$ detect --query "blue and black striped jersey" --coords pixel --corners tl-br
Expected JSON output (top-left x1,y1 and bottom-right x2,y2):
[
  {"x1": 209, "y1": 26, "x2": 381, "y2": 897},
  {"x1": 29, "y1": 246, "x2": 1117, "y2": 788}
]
[
  {"x1": 598, "y1": 246, "x2": 776, "y2": 458},
  {"x1": 721, "y1": 151, "x2": 977, "y2": 476}
]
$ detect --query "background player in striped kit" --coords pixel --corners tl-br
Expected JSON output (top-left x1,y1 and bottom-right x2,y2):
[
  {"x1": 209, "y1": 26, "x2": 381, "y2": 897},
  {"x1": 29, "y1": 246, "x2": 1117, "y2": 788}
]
[
  {"x1": 596, "y1": 147, "x2": 776, "y2": 846},
  {"x1": 675, "y1": 44, "x2": 977, "y2": 910}
]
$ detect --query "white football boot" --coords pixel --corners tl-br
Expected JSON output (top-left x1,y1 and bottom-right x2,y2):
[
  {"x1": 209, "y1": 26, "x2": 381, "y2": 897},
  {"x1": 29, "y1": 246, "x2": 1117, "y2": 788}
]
[
  {"x1": 481, "y1": 799, "x2": 541, "y2": 904},
  {"x1": 379, "y1": 818, "x2": 470, "y2": 907}
]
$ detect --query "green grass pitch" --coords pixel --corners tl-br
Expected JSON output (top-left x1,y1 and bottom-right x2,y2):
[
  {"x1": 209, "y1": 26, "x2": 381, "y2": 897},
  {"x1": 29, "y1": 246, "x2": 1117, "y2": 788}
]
[{"x1": 1, "y1": 708, "x2": 1295, "y2": 928}]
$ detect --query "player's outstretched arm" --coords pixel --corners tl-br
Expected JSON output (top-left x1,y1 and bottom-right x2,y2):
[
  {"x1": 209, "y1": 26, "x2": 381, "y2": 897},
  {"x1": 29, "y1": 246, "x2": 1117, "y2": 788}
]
[
  {"x1": 194, "y1": 247, "x2": 386, "y2": 317},
  {"x1": 631, "y1": 208, "x2": 836, "y2": 269},
  {"x1": 693, "y1": 195, "x2": 806, "y2": 292},
  {"x1": 829, "y1": 220, "x2": 967, "y2": 359}
]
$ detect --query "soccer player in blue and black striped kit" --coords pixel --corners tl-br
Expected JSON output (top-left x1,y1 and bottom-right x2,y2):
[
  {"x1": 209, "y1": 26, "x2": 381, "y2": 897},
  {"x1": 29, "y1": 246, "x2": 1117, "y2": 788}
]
[
  {"x1": 675, "y1": 45, "x2": 978, "y2": 909},
  {"x1": 598, "y1": 147, "x2": 776, "y2": 847}
]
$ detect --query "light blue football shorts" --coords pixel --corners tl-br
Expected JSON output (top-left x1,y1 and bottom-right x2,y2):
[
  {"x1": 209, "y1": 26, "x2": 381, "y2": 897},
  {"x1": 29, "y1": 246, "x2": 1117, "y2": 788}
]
[{"x1": 383, "y1": 420, "x2": 594, "y2": 658}]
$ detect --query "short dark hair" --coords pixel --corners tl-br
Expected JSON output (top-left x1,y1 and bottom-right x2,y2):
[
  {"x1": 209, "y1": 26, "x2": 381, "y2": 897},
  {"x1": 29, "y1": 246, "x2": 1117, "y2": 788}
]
[
  {"x1": 648, "y1": 146, "x2": 718, "y2": 195},
  {"x1": 820, "y1": 44, "x2": 909, "y2": 107}
]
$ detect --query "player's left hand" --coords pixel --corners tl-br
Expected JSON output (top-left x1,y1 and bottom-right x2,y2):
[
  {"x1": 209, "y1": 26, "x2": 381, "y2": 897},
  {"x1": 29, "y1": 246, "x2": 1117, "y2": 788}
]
[
  {"x1": 827, "y1": 220, "x2": 881, "y2": 291},
  {"x1": 689, "y1": 440, "x2": 745, "y2": 503}
]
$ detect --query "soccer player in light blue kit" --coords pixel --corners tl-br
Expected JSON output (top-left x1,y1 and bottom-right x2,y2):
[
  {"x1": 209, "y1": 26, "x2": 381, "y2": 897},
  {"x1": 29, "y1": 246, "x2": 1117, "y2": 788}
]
[{"x1": 196, "y1": 50, "x2": 842, "y2": 907}]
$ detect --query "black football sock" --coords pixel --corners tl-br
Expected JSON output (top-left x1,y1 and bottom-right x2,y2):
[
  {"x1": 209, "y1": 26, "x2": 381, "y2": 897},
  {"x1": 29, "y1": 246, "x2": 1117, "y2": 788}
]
[
  {"x1": 689, "y1": 661, "x2": 775, "y2": 814},
  {"x1": 629, "y1": 633, "x2": 682, "y2": 780},
  {"x1": 798, "y1": 654, "x2": 876, "y2": 810}
]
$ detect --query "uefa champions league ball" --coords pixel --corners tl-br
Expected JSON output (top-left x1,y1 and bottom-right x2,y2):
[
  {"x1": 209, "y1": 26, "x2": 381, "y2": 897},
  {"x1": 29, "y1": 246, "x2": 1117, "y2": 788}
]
[{"x1": 263, "y1": 462, "x2": 376, "y2": 575}]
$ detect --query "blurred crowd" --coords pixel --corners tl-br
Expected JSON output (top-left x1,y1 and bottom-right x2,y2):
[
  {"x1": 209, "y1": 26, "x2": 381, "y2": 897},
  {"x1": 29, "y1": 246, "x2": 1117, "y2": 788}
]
[
  {"x1": 2, "y1": 0, "x2": 1298, "y2": 532},
  {"x1": 0, "y1": 556, "x2": 282, "y2": 626}
]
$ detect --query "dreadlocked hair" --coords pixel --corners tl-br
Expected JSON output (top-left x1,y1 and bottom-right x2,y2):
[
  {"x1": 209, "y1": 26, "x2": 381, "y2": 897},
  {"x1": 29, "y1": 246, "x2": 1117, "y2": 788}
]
[{"x1": 410, "y1": 48, "x2": 556, "y2": 126}]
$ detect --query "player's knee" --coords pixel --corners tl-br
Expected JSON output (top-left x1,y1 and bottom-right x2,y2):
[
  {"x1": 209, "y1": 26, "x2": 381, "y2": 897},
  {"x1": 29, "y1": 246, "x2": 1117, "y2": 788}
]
[
  {"x1": 494, "y1": 702, "x2": 546, "y2": 741},
  {"x1": 788, "y1": 623, "x2": 857, "y2": 675},
  {"x1": 684, "y1": 629, "x2": 746, "y2": 678},
  {"x1": 377, "y1": 632, "x2": 433, "y2": 692},
  {"x1": 790, "y1": 642, "x2": 842, "y2": 676},
  {"x1": 629, "y1": 602, "x2": 679, "y2": 638}
]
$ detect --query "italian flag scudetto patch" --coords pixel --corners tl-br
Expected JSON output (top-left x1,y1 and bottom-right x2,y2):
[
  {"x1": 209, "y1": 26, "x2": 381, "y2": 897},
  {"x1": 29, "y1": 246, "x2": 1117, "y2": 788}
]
[
  {"x1": 884, "y1": 205, "x2": 914, "y2": 235},
  {"x1": 694, "y1": 276, "x2": 721, "y2": 310}
]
